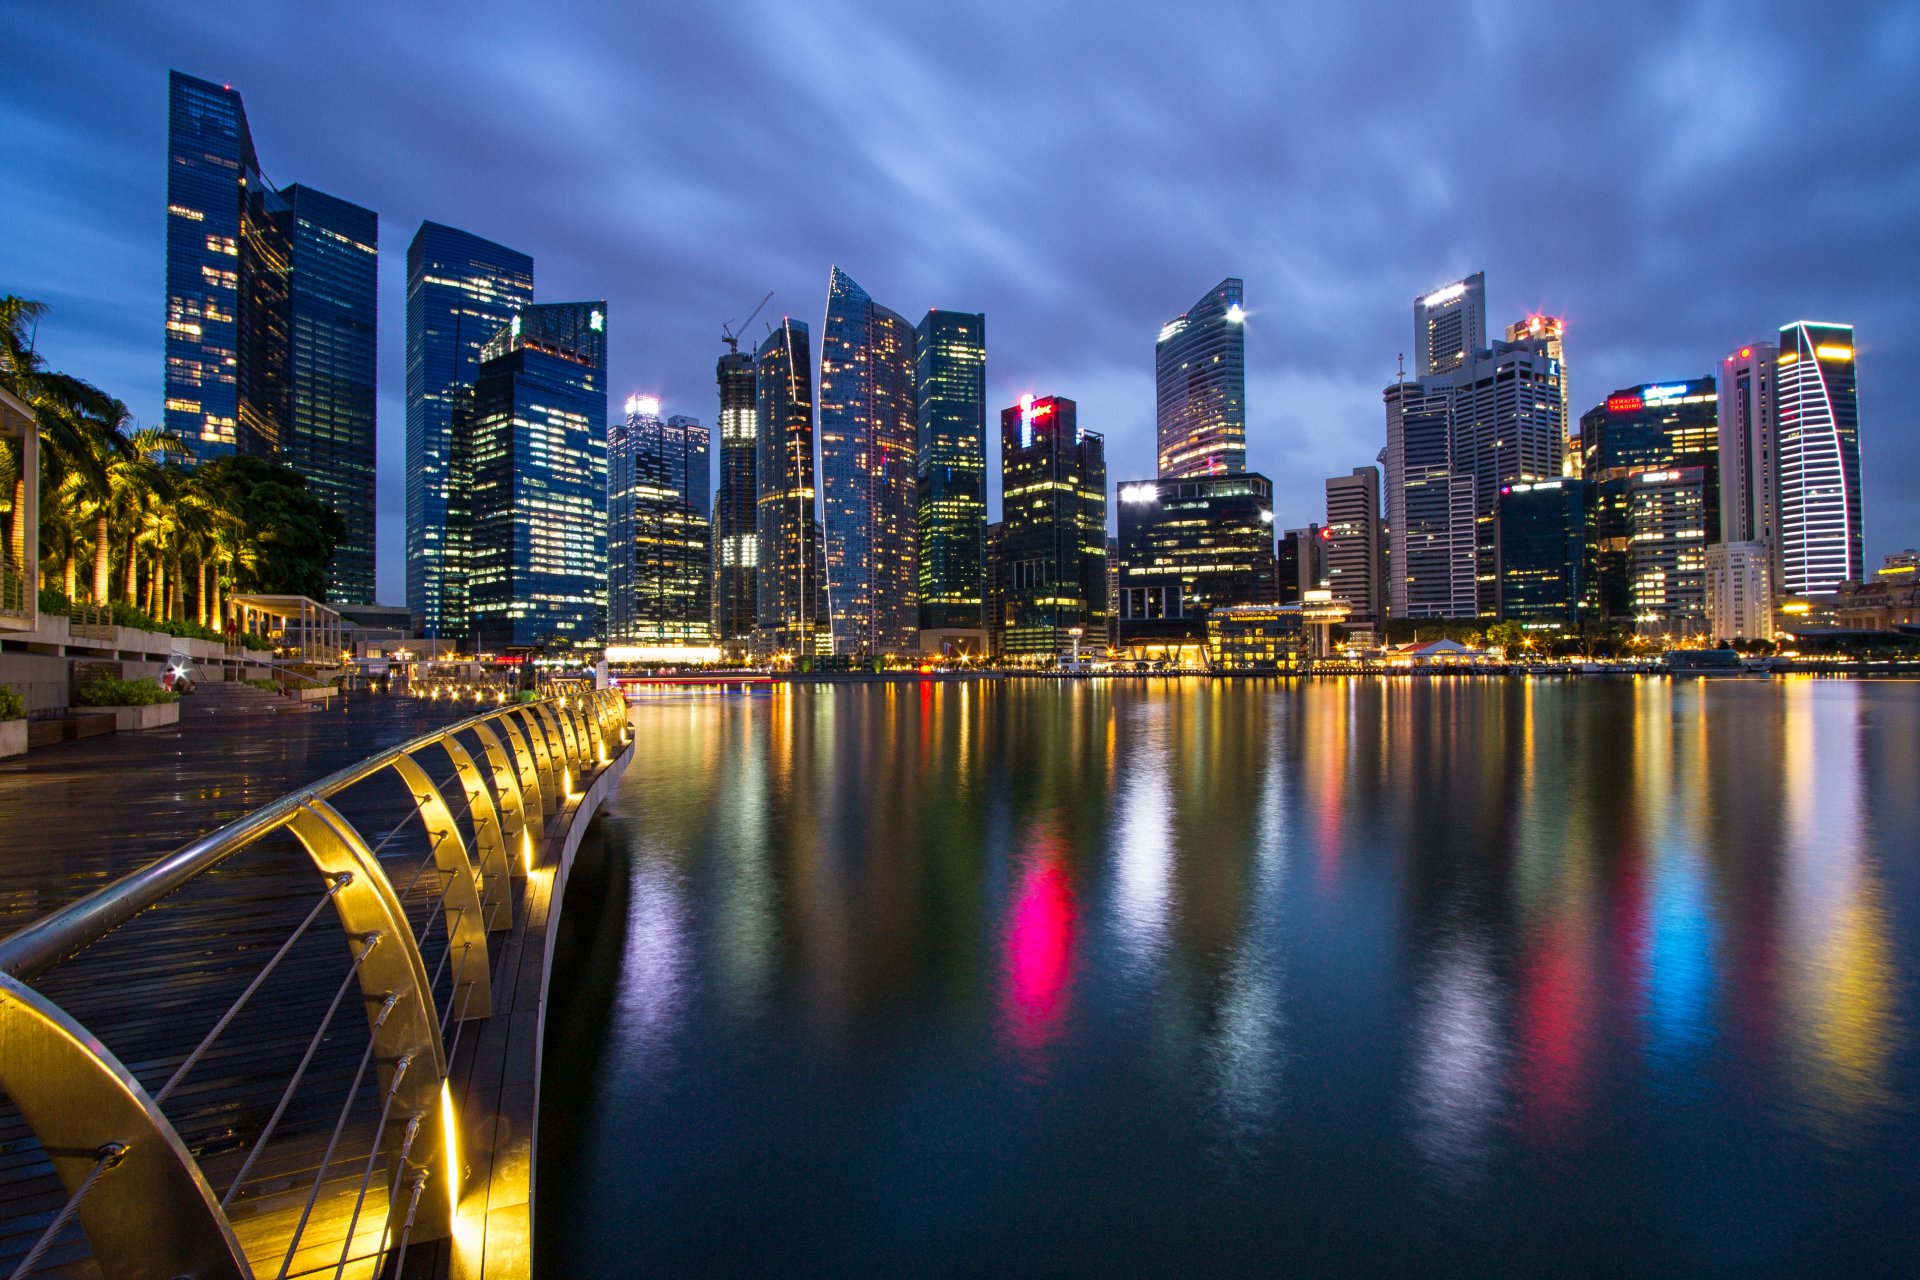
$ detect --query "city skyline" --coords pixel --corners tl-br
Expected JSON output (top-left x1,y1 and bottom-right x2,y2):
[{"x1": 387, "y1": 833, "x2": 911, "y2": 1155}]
[{"x1": 3, "y1": 5, "x2": 1916, "y2": 605}]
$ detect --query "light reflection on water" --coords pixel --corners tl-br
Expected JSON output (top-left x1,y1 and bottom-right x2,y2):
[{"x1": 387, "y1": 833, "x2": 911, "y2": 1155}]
[{"x1": 541, "y1": 678, "x2": 1918, "y2": 1276}]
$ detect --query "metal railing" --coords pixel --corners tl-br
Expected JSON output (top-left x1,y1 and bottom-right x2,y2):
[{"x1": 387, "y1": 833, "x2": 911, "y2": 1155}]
[{"x1": 0, "y1": 688, "x2": 630, "y2": 1278}]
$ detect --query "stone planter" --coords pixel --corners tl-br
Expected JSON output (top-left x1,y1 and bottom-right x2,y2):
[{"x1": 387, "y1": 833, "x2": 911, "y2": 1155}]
[
  {"x1": 96, "y1": 702, "x2": 182, "y2": 732},
  {"x1": 0, "y1": 718, "x2": 24, "y2": 758}
]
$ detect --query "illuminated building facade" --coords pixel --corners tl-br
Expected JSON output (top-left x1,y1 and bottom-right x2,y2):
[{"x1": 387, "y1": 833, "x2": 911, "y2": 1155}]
[
  {"x1": 713, "y1": 346, "x2": 758, "y2": 648},
  {"x1": 999, "y1": 396, "x2": 1106, "y2": 660},
  {"x1": 1414, "y1": 272, "x2": 1485, "y2": 377},
  {"x1": 1717, "y1": 343, "x2": 1778, "y2": 548},
  {"x1": 405, "y1": 223, "x2": 533, "y2": 637},
  {"x1": 1446, "y1": 336, "x2": 1564, "y2": 613},
  {"x1": 164, "y1": 72, "x2": 378, "y2": 604},
  {"x1": 818, "y1": 268, "x2": 918, "y2": 656},
  {"x1": 1155, "y1": 278, "x2": 1246, "y2": 478},
  {"x1": 1707, "y1": 540, "x2": 1775, "y2": 642},
  {"x1": 915, "y1": 309, "x2": 988, "y2": 637},
  {"x1": 1495, "y1": 478, "x2": 1595, "y2": 628},
  {"x1": 1775, "y1": 322, "x2": 1863, "y2": 595},
  {"x1": 1505, "y1": 315, "x2": 1570, "y2": 474},
  {"x1": 608, "y1": 399, "x2": 711, "y2": 647},
  {"x1": 1382, "y1": 379, "x2": 1476, "y2": 619},
  {"x1": 1324, "y1": 466, "x2": 1384, "y2": 632},
  {"x1": 754, "y1": 319, "x2": 824, "y2": 655},
  {"x1": 464, "y1": 303, "x2": 607, "y2": 650},
  {"x1": 1580, "y1": 378, "x2": 1718, "y2": 618},
  {"x1": 1627, "y1": 466, "x2": 1710, "y2": 637},
  {"x1": 1115, "y1": 474, "x2": 1274, "y2": 653},
  {"x1": 1206, "y1": 604, "x2": 1305, "y2": 672},
  {"x1": 1276, "y1": 524, "x2": 1325, "y2": 605}
]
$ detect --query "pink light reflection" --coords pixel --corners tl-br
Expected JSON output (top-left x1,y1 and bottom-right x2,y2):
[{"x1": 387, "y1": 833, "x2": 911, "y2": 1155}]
[{"x1": 1001, "y1": 848, "x2": 1078, "y2": 1057}]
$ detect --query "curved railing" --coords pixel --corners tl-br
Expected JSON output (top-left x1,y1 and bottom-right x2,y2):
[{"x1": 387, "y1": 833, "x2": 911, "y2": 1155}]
[{"x1": 0, "y1": 687, "x2": 629, "y2": 1278}]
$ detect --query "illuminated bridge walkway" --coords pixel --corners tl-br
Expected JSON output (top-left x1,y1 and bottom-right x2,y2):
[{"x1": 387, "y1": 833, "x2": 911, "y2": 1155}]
[{"x1": 0, "y1": 686, "x2": 632, "y2": 1278}]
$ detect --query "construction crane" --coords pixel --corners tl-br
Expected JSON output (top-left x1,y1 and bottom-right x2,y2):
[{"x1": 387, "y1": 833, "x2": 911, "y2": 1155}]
[{"x1": 722, "y1": 291, "x2": 774, "y2": 354}]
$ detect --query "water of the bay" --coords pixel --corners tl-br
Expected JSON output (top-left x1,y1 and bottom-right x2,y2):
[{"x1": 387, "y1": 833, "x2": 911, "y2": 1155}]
[{"x1": 537, "y1": 678, "x2": 1920, "y2": 1277}]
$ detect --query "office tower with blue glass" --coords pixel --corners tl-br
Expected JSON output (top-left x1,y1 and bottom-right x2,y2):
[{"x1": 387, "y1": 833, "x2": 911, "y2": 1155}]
[
  {"x1": 713, "y1": 344, "x2": 758, "y2": 650},
  {"x1": 608, "y1": 397, "x2": 712, "y2": 649},
  {"x1": 1115, "y1": 474, "x2": 1275, "y2": 659},
  {"x1": 999, "y1": 396, "x2": 1106, "y2": 661},
  {"x1": 915, "y1": 309, "x2": 988, "y2": 651},
  {"x1": 1495, "y1": 478, "x2": 1595, "y2": 628},
  {"x1": 818, "y1": 268, "x2": 918, "y2": 657},
  {"x1": 754, "y1": 319, "x2": 824, "y2": 656},
  {"x1": 463, "y1": 303, "x2": 607, "y2": 650},
  {"x1": 1775, "y1": 321, "x2": 1863, "y2": 596},
  {"x1": 1155, "y1": 278, "x2": 1246, "y2": 478},
  {"x1": 163, "y1": 71, "x2": 378, "y2": 603},
  {"x1": 405, "y1": 223, "x2": 534, "y2": 637},
  {"x1": 1580, "y1": 378, "x2": 1718, "y2": 619}
]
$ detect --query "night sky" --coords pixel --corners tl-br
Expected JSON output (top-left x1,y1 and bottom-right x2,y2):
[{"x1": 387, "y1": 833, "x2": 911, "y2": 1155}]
[{"x1": 4, "y1": 2, "x2": 1915, "y2": 604}]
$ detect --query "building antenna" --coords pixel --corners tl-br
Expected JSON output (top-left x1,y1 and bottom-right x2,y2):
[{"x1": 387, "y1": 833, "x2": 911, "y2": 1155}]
[{"x1": 1396, "y1": 353, "x2": 1405, "y2": 384}]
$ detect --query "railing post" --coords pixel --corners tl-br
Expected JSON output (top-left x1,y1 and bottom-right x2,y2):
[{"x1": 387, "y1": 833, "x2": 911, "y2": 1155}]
[
  {"x1": 467, "y1": 721, "x2": 532, "y2": 884},
  {"x1": 0, "y1": 974, "x2": 252, "y2": 1280},
  {"x1": 381, "y1": 758, "x2": 496, "y2": 1012},
  {"x1": 510, "y1": 706, "x2": 561, "y2": 812},
  {"x1": 428, "y1": 735, "x2": 514, "y2": 932},
  {"x1": 493, "y1": 714, "x2": 548, "y2": 828}
]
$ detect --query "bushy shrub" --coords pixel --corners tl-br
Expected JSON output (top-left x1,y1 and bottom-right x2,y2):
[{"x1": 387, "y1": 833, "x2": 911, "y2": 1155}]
[
  {"x1": 242, "y1": 678, "x2": 281, "y2": 693},
  {"x1": 72, "y1": 676, "x2": 178, "y2": 707},
  {"x1": 0, "y1": 686, "x2": 23, "y2": 720}
]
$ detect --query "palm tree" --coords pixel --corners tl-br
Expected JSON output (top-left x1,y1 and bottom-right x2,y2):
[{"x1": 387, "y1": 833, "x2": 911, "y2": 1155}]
[
  {"x1": 2, "y1": 296, "x2": 117, "y2": 587},
  {"x1": 94, "y1": 421, "x2": 182, "y2": 605}
]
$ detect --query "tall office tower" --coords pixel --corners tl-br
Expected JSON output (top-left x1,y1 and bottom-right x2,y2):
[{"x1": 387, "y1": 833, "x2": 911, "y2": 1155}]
[
  {"x1": 1155, "y1": 278, "x2": 1247, "y2": 478},
  {"x1": 1579, "y1": 378, "x2": 1718, "y2": 618},
  {"x1": 1627, "y1": 466, "x2": 1710, "y2": 637},
  {"x1": 754, "y1": 319, "x2": 822, "y2": 655},
  {"x1": 999, "y1": 396, "x2": 1107, "y2": 661},
  {"x1": 164, "y1": 72, "x2": 378, "y2": 603},
  {"x1": 1775, "y1": 322, "x2": 1863, "y2": 595},
  {"x1": 1413, "y1": 272, "x2": 1485, "y2": 377},
  {"x1": 1446, "y1": 336, "x2": 1564, "y2": 613},
  {"x1": 1324, "y1": 466, "x2": 1385, "y2": 632},
  {"x1": 464, "y1": 303, "x2": 607, "y2": 650},
  {"x1": 713, "y1": 344, "x2": 758, "y2": 648},
  {"x1": 1114, "y1": 474, "x2": 1275, "y2": 657},
  {"x1": 1707, "y1": 541, "x2": 1775, "y2": 642},
  {"x1": 405, "y1": 223, "x2": 533, "y2": 637},
  {"x1": 282, "y1": 185, "x2": 378, "y2": 603},
  {"x1": 1507, "y1": 315, "x2": 1571, "y2": 474},
  {"x1": 817, "y1": 268, "x2": 918, "y2": 657},
  {"x1": 1718, "y1": 342, "x2": 1779, "y2": 549},
  {"x1": 915, "y1": 309, "x2": 988, "y2": 641},
  {"x1": 985, "y1": 520, "x2": 1007, "y2": 656},
  {"x1": 1495, "y1": 478, "x2": 1594, "y2": 629},
  {"x1": 1382, "y1": 379, "x2": 1476, "y2": 619},
  {"x1": 1276, "y1": 524, "x2": 1325, "y2": 605},
  {"x1": 608, "y1": 398, "x2": 712, "y2": 647}
]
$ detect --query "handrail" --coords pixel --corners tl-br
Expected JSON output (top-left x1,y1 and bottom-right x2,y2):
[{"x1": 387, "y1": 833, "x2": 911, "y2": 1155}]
[{"x1": 0, "y1": 687, "x2": 631, "y2": 1278}]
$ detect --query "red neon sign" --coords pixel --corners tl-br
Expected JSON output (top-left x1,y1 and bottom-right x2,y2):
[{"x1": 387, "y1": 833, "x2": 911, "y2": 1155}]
[
  {"x1": 1029, "y1": 402, "x2": 1054, "y2": 418},
  {"x1": 1607, "y1": 394, "x2": 1644, "y2": 413}
]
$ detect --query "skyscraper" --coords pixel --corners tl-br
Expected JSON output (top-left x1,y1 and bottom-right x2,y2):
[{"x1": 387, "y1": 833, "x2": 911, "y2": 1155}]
[
  {"x1": 1276, "y1": 524, "x2": 1327, "y2": 605},
  {"x1": 1324, "y1": 466, "x2": 1385, "y2": 632},
  {"x1": 1580, "y1": 378, "x2": 1718, "y2": 619},
  {"x1": 1447, "y1": 336, "x2": 1564, "y2": 612},
  {"x1": 282, "y1": 185, "x2": 378, "y2": 604},
  {"x1": 1382, "y1": 379, "x2": 1475, "y2": 619},
  {"x1": 1628, "y1": 466, "x2": 1710, "y2": 637},
  {"x1": 915, "y1": 309, "x2": 988, "y2": 641},
  {"x1": 164, "y1": 72, "x2": 378, "y2": 602},
  {"x1": 1718, "y1": 342, "x2": 1779, "y2": 547},
  {"x1": 1775, "y1": 321, "x2": 1863, "y2": 595},
  {"x1": 1506, "y1": 315, "x2": 1570, "y2": 475},
  {"x1": 713, "y1": 344, "x2": 758, "y2": 649},
  {"x1": 817, "y1": 268, "x2": 919, "y2": 656},
  {"x1": 1706, "y1": 541, "x2": 1774, "y2": 642},
  {"x1": 1115, "y1": 474, "x2": 1275, "y2": 657},
  {"x1": 1495, "y1": 478, "x2": 1594, "y2": 628},
  {"x1": 1000, "y1": 396, "x2": 1106, "y2": 661},
  {"x1": 1414, "y1": 272, "x2": 1486, "y2": 377},
  {"x1": 608, "y1": 398, "x2": 711, "y2": 648},
  {"x1": 1155, "y1": 278, "x2": 1246, "y2": 478},
  {"x1": 405, "y1": 223, "x2": 533, "y2": 637},
  {"x1": 755, "y1": 319, "x2": 822, "y2": 655},
  {"x1": 464, "y1": 303, "x2": 607, "y2": 650}
]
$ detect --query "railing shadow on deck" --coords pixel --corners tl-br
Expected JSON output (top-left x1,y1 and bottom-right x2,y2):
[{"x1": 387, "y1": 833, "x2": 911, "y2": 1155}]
[{"x1": 0, "y1": 686, "x2": 630, "y2": 1279}]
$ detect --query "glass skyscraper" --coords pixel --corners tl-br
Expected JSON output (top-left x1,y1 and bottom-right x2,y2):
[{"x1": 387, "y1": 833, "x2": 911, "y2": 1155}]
[
  {"x1": 1414, "y1": 272, "x2": 1486, "y2": 378},
  {"x1": 999, "y1": 396, "x2": 1106, "y2": 660},
  {"x1": 1775, "y1": 321, "x2": 1863, "y2": 595},
  {"x1": 914, "y1": 310, "x2": 988, "y2": 635},
  {"x1": 464, "y1": 302, "x2": 607, "y2": 650},
  {"x1": 282, "y1": 185, "x2": 378, "y2": 604},
  {"x1": 1495, "y1": 478, "x2": 1595, "y2": 628},
  {"x1": 818, "y1": 268, "x2": 918, "y2": 657},
  {"x1": 405, "y1": 223, "x2": 534, "y2": 637},
  {"x1": 754, "y1": 319, "x2": 823, "y2": 655},
  {"x1": 713, "y1": 345, "x2": 758, "y2": 648},
  {"x1": 1155, "y1": 278, "x2": 1246, "y2": 478},
  {"x1": 164, "y1": 71, "x2": 377, "y2": 602},
  {"x1": 1579, "y1": 378, "x2": 1718, "y2": 619},
  {"x1": 1115, "y1": 473, "x2": 1275, "y2": 654},
  {"x1": 608, "y1": 399, "x2": 711, "y2": 647}
]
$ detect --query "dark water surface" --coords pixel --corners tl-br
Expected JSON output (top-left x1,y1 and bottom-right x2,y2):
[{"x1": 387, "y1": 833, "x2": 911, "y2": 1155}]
[{"x1": 538, "y1": 679, "x2": 1920, "y2": 1277}]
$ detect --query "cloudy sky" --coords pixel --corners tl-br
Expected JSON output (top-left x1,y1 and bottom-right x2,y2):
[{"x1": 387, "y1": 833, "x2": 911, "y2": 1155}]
[{"x1": 4, "y1": 1, "x2": 1916, "y2": 603}]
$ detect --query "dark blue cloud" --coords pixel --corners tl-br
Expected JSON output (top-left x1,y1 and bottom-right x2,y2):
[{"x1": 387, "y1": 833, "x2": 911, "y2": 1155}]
[{"x1": 3, "y1": 0, "x2": 1916, "y2": 601}]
